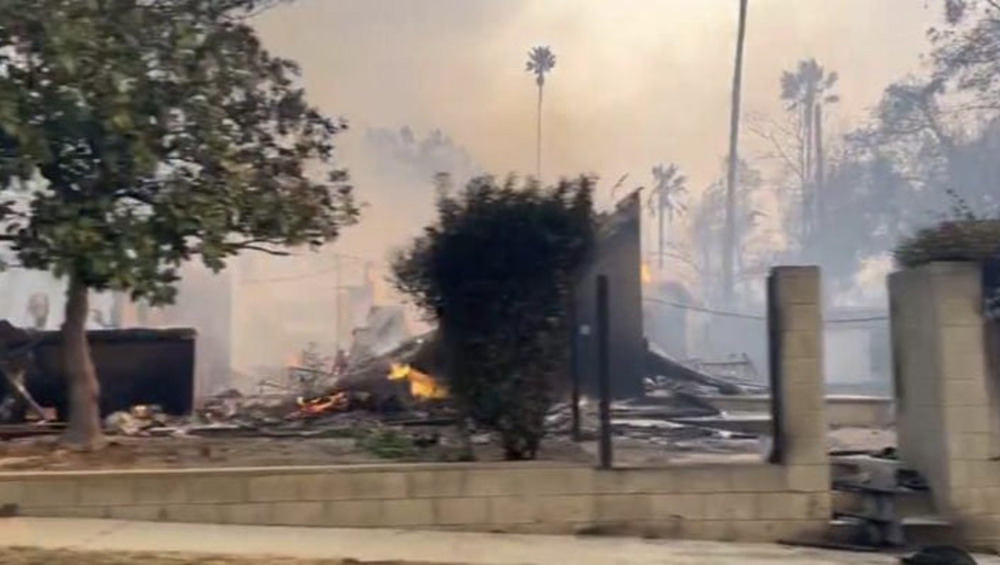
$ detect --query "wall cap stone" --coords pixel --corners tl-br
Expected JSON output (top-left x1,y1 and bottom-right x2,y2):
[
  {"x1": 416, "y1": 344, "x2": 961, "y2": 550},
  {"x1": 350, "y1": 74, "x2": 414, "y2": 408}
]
[
  {"x1": 0, "y1": 460, "x2": 797, "y2": 483},
  {"x1": 0, "y1": 460, "x2": 583, "y2": 481}
]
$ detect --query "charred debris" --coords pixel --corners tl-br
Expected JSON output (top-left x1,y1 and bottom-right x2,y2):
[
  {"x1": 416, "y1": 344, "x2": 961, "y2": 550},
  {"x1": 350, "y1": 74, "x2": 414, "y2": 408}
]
[{"x1": 0, "y1": 314, "x2": 773, "y2": 457}]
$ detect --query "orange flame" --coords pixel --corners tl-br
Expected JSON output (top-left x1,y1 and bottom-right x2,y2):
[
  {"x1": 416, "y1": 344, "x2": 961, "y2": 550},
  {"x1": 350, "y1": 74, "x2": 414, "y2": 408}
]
[
  {"x1": 641, "y1": 262, "x2": 653, "y2": 285},
  {"x1": 388, "y1": 363, "x2": 448, "y2": 400},
  {"x1": 296, "y1": 392, "x2": 348, "y2": 416}
]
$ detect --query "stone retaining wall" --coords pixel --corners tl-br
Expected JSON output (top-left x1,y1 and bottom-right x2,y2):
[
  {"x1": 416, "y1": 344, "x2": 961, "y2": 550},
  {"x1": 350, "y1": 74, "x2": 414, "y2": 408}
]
[{"x1": 0, "y1": 461, "x2": 829, "y2": 542}]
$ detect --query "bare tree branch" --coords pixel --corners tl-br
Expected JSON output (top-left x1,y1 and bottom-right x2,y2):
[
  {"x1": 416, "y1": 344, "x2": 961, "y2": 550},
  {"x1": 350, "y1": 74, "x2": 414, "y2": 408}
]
[{"x1": 746, "y1": 120, "x2": 804, "y2": 180}]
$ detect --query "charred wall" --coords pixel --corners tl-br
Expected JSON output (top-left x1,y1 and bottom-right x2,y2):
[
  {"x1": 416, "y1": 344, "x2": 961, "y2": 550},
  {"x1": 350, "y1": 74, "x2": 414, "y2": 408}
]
[
  {"x1": 24, "y1": 328, "x2": 196, "y2": 418},
  {"x1": 573, "y1": 191, "x2": 645, "y2": 399}
]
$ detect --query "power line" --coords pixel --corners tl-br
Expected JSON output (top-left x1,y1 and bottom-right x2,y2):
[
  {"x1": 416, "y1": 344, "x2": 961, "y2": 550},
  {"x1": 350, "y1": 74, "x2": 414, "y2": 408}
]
[
  {"x1": 240, "y1": 253, "x2": 385, "y2": 285},
  {"x1": 827, "y1": 316, "x2": 891, "y2": 325},
  {"x1": 642, "y1": 297, "x2": 888, "y2": 324},
  {"x1": 643, "y1": 296, "x2": 764, "y2": 320},
  {"x1": 241, "y1": 265, "x2": 342, "y2": 285}
]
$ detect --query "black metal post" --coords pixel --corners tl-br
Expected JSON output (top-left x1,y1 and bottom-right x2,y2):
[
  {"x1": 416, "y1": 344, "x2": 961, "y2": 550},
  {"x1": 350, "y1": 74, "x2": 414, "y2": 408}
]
[
  {"x1": 596, "y1": 275, "x2": 613, "y2": 469},
  {"x1": 569, "y1": 298, "x2": 581, "y2": 442},
  {"x1": 766, "y1": 272, "x2": 785, "y2": 464}
]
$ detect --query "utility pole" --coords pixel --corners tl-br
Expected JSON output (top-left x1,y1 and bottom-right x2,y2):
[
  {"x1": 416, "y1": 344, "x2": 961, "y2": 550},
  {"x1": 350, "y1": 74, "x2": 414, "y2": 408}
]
[
  {"x1": 722, "y1": 0, "x2": 749, "y2": 306},
  {"x1": 334, "y1": 253, "x2": 342, "y2": 355}
]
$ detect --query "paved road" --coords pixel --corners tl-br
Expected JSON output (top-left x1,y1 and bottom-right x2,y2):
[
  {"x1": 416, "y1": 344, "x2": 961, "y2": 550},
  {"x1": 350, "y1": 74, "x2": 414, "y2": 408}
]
[{"x1": 0, "y1": 517, "x2": 995, "y2": 564}]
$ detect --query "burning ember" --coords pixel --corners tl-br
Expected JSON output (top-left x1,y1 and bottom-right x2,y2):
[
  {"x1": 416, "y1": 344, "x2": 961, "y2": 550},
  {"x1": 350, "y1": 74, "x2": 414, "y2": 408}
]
[
  {"x1": 296, "y1": 392, "x2": 348, "y2": 416},
  {"x1": 388, "y1": 363, "x2": 448, "y2": 400}
]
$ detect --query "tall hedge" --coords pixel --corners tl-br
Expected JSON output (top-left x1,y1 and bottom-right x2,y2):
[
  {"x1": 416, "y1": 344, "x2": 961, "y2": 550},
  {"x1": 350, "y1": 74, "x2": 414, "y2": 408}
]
[{"x1": 393, "y1": 175, "x2": 595, "y2": 459}]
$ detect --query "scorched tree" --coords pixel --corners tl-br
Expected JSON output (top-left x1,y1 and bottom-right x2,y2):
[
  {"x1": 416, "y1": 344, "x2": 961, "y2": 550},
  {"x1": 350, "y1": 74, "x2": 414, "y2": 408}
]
[{"x1": 0, "y1": 0, "x2": 357, "y2": 449}]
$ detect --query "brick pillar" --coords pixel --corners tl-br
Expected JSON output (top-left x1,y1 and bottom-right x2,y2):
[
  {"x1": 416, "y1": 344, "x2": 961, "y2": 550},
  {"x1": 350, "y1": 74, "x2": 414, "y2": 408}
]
[
  {"x1": 890, "y1": 262, "x2": 1000, "y2": 547},
  {"x1": 769, "y1": 266, "x2": 828, "y2": 468}
]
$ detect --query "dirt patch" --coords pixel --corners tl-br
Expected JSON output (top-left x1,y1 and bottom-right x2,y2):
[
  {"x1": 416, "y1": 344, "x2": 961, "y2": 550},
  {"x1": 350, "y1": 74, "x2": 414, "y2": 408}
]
[
  {"x1": 828, "y1": 427, "x2": 896, "y2": 453},
  {"x1": 0, "y1": 426, "x2": 893, "y2": 472},
  {"x1": 0, "y1": 434, "x2": 593, "y2": 471},
  {"x1": 0, "y1": 547, "x2": 447, "y2": 565}
]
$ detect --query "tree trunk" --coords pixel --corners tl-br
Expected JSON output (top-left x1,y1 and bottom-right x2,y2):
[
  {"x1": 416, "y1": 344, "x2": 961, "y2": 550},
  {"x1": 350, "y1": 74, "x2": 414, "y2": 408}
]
[
  {"x1": 722, "y1": 0, "x2": 750, "y2": 306},
  {"x1": 801, "y1": 102, "x2": 814, "y2": 240},
  {"x1": 60, "y1": 276, "x2": 106, "y2": 451},
  {"x1": 657, "y1": 200, "x2": 665, "y2": 269},
  {"x1": 536, "y1": 85, "x2": 544, "y2": 180},
  {"x1": 814, "y1": 103, "x2": 825, "y2": 235}
]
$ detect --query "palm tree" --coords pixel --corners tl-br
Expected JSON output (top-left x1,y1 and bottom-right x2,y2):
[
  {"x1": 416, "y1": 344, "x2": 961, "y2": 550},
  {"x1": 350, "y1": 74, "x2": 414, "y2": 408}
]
[
  {"x1": 648, "y1": 164, "x2": 687, "y2": 269},
  {"x1": 722, "y1": 0, "x2": 749, "y2": 306},
  {"x1": 526, "y1": 46, "x2": 556, "y2": 179},
  {"x1": 779, "y1": 58, "x2": 838, "y2": 238}
]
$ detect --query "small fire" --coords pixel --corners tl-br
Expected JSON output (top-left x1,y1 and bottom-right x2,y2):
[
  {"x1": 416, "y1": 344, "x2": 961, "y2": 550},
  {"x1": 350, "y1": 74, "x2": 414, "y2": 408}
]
[
  {"x1": 388, "y1": 363, "x2": 448, "y2": 400},
  {"x1": 296, "y1": 392, "x2": 348, "y2": 416},
  {"x1": 641, "y1": 262, "x2": 653, "y2": 285}
]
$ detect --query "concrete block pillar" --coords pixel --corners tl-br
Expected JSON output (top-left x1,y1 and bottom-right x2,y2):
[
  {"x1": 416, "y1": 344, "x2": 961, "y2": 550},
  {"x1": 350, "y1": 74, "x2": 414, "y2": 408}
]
[
  {"x1": 769, "y1": 267, "x2": 828, "y2": 467},
  {"x1": 890, "y1": 262, "x2": 1000, "y2": 546}
]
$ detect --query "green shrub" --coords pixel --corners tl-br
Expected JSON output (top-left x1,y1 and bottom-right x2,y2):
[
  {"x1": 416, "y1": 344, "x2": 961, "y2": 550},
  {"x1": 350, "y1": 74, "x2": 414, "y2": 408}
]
[
  {"x1": 358, "y1": 428, "x2": 416, "y2": 460},
  {"x1": 392, "y1": 175, "x2": 595, "y2": 460}
]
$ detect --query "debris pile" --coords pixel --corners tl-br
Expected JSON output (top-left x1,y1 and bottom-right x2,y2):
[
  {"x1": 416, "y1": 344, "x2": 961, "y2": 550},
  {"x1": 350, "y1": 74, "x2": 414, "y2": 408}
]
[
  {"x1": 643, "y1": 344, "x2": 768, "y2": 397},
  {"x1": 1, "y1": 310, "x2": 780, "y2": 462},
  {"x1": 545, "y1": 395, "x2": 761, "y2": 455}
]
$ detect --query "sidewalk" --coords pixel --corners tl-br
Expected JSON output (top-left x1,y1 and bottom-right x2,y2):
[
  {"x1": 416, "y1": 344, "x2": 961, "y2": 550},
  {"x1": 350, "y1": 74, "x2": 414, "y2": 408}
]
[{"x1": 0, "y1": 517, "x2": 991, "y2": 565}]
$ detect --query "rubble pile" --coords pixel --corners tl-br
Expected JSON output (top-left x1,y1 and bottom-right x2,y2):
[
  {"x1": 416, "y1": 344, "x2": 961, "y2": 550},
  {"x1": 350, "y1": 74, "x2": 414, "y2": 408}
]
[
  {"x1": 643, "y1": 344, "x2": 769, "y2": 397},
  {"x1": 544, "y1": 395, "x2": 761, "y2": 455},
  {"x1": 2, "y1": 312, "x2": 778, "y2": 462}
]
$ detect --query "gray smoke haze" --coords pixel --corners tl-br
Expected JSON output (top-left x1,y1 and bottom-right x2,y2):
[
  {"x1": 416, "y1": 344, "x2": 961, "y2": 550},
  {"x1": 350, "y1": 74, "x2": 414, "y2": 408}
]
[
  {"x1": 0, "y1": 1, "x2": 959, "y2": 394},
  {"x1": 253, "y1": 0, "x2": 934, "y2": 197}
]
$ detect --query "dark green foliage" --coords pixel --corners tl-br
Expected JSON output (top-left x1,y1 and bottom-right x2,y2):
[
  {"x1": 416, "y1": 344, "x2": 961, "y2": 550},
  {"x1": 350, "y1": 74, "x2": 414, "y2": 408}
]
[
  {"x1": 393, "y1": 175, "x2": 595, "y2": 460},
  {"x1": 358, "y1": 427, "x2": 417, "y2": 460},
  {"x1": 0, "y1": 0, "x2": 357, "y2": 303},
  {"x1": 0, "y1": 0, "x2": 356, "y2": 448}
]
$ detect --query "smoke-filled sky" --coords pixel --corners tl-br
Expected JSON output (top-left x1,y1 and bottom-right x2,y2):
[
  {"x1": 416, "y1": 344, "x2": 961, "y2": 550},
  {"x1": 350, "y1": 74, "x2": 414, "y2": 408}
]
[{"x1": 255, "y1": 0, "x2": 937, "y2": 203}]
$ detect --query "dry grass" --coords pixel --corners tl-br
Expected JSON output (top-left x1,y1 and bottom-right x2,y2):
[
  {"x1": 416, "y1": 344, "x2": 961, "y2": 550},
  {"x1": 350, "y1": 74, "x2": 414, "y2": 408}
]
[
  {"x1": 894, "y1": 218, "x2": 1000, "y2": 268},
  {"x1": 0, "y1": 547, "x2": 447, "y2": 565}
]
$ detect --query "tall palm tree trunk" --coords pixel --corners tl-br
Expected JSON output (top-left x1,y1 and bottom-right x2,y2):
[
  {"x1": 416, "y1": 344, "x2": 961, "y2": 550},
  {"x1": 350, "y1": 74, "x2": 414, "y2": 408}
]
[
  {"x1": 723, "y1": 0, "x2": 749, "y2": 306},
  {"x1": 801, "y1": 102, "x2": 814, "y2": 239},
  {"x1": 814, "y1": 103, "x2": 824, "y2": 235},
  {"x1": 536, "y1": 85, "x2": 543, "y2": 179},
  {"x1": 658, "y1": 199, "x2": 665, "y2": 269}
]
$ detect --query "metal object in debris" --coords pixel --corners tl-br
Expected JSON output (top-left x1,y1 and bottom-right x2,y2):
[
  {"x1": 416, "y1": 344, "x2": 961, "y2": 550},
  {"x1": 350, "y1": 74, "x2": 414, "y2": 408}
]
[
  {"x1": 901, "y1": 545, "x2": 976, "y2": 564},
  {"x1": 26, "y1": 294, "x2": 49, "y2": 331},
  {"x1": 983, "y1": 258, "x2": 1000, "y2": 322},
  {"x1": 0, "y1": 320, "x2": 49, "y2": 423}
]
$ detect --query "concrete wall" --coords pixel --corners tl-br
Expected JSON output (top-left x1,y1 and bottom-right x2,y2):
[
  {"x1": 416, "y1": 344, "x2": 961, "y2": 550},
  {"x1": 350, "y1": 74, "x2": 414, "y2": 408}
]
[
  {"x1": 767, "y1": 267, "x2": 829, "y2": 471},
  {"x1": 890, "y1": 262, "x2": 1000, "y2": 549},
  {"x1": 0, "y1": 267, "x2": 831, "y2": 544},
  {"x1": 701, "y1": 395, "x2": 893, "y2": 429},
  {"x1": 0, "y1": 461, "x2": 831, "y2": 542}
]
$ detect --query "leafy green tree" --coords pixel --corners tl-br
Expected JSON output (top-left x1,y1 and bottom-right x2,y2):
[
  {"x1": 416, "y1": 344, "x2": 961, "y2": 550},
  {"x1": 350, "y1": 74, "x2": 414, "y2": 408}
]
[
  {"x1": 393, "y1": 175, "x2": 594, "y2": 460},
  {"x1": 932, "y1": 0, "x2": 1000, "y2": 106},
  {"x1": 0, "y1": 0, "x2": 357, "y2": 449}
]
